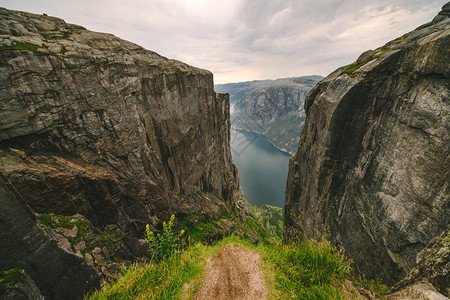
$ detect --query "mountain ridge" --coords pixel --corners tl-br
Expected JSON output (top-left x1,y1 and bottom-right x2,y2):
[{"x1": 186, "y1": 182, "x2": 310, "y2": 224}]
[{"x1": 220, "y1": 76, "x2": 323, "y2": 154}]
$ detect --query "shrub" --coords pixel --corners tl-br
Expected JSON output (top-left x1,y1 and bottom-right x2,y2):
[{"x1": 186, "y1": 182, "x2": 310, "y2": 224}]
[{"x1": 145, "y1": 215, "x2": 185, "y2": 261}]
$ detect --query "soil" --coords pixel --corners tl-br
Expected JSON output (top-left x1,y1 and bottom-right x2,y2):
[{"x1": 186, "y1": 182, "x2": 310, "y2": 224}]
[{"x1": 193, "y1": 244, "x2": 267, "y2": 300}]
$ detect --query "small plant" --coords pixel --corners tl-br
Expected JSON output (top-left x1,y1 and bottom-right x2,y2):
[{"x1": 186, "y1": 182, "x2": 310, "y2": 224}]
[{"x1": 145, "y1": 214, "x2": 185, "y2": 261}]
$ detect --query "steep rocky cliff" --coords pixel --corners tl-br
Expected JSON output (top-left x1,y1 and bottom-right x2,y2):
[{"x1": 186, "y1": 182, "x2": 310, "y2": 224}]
[
  {"x1": 229, "y1": 76, "x2": 322, "y2": 153},
  {"x1": 0, "y1": 8, "x2": 242, "y2": 299},
  {"x1": 285, "y1": 3, "x2": 449, "y2": 285}
]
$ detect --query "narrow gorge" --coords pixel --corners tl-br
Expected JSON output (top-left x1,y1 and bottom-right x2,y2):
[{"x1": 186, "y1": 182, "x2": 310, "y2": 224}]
[{"x1": 0, "y1": 2, "x2": 449, "y2": 300}]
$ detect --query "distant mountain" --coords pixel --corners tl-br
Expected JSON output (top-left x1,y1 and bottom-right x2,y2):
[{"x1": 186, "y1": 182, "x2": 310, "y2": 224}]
[
  {"x1": 215, "y1": 76, "x2": 322, "y2": 103},
  {"x1": 219, "y1": 76, "x2": 323, "y2": 154}
]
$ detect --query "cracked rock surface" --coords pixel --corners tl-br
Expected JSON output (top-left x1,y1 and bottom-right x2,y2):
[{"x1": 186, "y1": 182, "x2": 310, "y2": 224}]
[
  {"x1": 0, "y1": 7, "x2": 241, "y2": 299},
  {"x1": 284, "y1": 4, "x2": 449, "y2": 285}
]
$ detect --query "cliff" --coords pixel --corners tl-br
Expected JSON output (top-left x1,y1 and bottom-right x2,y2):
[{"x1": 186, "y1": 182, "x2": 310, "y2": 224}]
[
  {"x1": 284, "y1": 2, "x2": 449, "y2": 286},
  {"x1": 0, "y1": 8, "x2": 241, "y2": 299},
  {"x1": 227, "y1": 76, "x2": 322, "y2": 154}
]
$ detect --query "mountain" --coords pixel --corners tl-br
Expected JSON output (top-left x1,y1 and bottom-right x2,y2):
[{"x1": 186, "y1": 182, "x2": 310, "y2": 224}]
[
  {"x1": 220, "y1": 76, "x2": 323, "y2": 154},
  {"x1": 0, "y1": 8, "x2": 246, "y2": 299},
  {"x1": 284, "y1": 3, "x2": 449, "y2": 295},
  {"x1": 215, "y1": 75, "x2": 322, "y2": 104}
]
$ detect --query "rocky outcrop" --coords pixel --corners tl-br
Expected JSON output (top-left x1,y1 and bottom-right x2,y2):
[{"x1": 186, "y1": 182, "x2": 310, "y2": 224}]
[
  {"x1": 284, "y1": 3, "x2": 449, "y2": 285},
  {"x1": 0, "y1": 179, "x2": 100, "y2": 299},
  {"x1": 393, "y1": 229, "x2": 450, "y2": 297},
  {"x1": 228, "y1": 76, "x2": 322, "y2": 154},
  {"x1": 384, "y1": 282, "x2": 447, "y2": 300},
  {"x1": 0, "y1": 8, "x2": 241, "y2": 299}
]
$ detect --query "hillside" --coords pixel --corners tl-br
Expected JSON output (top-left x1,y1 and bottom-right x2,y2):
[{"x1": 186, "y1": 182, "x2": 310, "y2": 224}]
[{"x1": 219, "y1": 76, "x2": 322, "y2": 154}]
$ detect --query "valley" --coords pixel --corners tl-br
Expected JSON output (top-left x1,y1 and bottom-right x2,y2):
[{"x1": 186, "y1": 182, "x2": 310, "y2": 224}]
[{"x1": 0, "y1": 2, "x2": 449, "y2": 300}]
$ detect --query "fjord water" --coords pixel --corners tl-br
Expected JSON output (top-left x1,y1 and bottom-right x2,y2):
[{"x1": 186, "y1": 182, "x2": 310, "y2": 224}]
[{"x1": 231, "y1": 129, "x2": 291, "y2": 208}]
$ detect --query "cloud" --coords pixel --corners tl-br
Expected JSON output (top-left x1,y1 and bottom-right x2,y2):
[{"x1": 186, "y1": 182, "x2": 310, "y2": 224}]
[{"x1": 1, "y1": 0, "x2": 447, "y2": 83}]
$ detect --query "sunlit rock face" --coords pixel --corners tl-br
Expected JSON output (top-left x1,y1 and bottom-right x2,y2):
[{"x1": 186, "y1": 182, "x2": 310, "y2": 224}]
[
  {"x1": 0, "y1": 8, "x2": 240, "y2": 299},
  {"x1": 285, "y1": 4, "x2": 449, "y2": 284}
]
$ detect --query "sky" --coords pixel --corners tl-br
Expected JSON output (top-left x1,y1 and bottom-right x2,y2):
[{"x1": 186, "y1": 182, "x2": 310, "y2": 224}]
[{"x1": 1, "y1": 0, "x2": 447, "y2": 84}]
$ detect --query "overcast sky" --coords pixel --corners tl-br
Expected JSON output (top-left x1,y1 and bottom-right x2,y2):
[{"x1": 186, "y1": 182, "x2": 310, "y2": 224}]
[{"x1": 1, "y1": 0, "x2": 447, "y2": 83}]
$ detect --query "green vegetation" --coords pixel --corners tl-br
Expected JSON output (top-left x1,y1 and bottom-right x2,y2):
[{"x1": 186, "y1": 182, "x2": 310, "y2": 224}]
[
  {"x1": 0, "y1": 42, "x2": 44, "y2": 52},
  {"x1": 343, "y1": 61, "x2": 367, "y2": 75},
  {"x1": 352, "y1": 275, "x2": 390, "y2": 296},
  {"x1": 64, "y1": 62, "x2": 77, "y2": 69},
  {"x1": 145, "y1": 214, "x2": 185, "y2": 261},
  {"x1": 157, "y1": 63, "x2": 182, "y2": 72},
  {"x1": 343, "y1": 47, "x2": 393, "y2": 77},
  {"x1": 180, "y1": 202, "x2": 282, "y2": 245},
  {"x1": 269, "y1": 239, "x2": 351, "y2": 298},
  {"x1": 0, "y1": 269, "x2": 22, "y2": 294},
  {"x1": 39, "y1": 214, "x2": 53, "y2": 227},
  {"x1": 87, "y1": 236, "x2": 353, "y2": 299}
]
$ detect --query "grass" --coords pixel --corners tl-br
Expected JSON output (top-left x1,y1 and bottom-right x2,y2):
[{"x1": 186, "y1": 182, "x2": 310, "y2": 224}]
[
  {"x1": 180, "y1": 202, "x2": 282, "y2": 245},
  {"x1": 64, "y1": 62, "x2": 77, "y2": 69},
  {"x1": 268, "y1": 239, "x2": 352, "y2": 299},
  {"x1": 352, "y1": 275, "x2": 390, "y2": 296},
  {"x1": 157, "y1": 63, "x2": 182, "y2": 73},
  {"x1": 0, "y1": 42, "x2": 44, "y2": 52},
  {"x1": 87, "y1": 236, "x2": 353, "y2": 299},
  {"x1": 343, "y1": 47, "x2": 393, "y2": 77},
  {"x1": 0, "y1": 269, "x2": 22, "y2": 294}
]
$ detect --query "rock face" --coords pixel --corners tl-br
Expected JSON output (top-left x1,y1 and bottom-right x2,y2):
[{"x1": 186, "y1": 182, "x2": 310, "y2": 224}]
[
  {"x1": 0, "y1": 8, "x2": 241, "y2": 299},
  {"x1": 228, "y1": 76, "x2": 322, "y2": 154},
  {"x1": 394, "y1": 229, "x2": 450, "y2": 297},
  {"x1": 284, "y1": 4, "x2": 449, "y2": 285}
]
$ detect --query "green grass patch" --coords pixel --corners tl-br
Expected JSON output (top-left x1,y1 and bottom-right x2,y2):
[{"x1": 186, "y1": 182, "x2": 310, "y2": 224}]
[
  {"x1": 157, "y1": 64, "x2": 182, "y2": 73},
  {"x1": 87, "y1": 241, "x2": 212, "y2": 300},
  {"x1": 39, "y1": 214, "x2": 54, "y2": 228},
  {"x1": 0, "y1": 269, "x2": 22, "y2": 294},
  {"x1": 267, "y1": 239, "x2": 352, "y2": 299},
  {"x1": 352, "y1": 275, "x2": 390, "y2": 296},
  {"x1": 0, "y1": 42, "x2": 43, "y2": 52},
  {"x1": 87, "y1": 235, "x2": 353, "y2": 299},
  {"x1": 57, "y1": 215, "x2": 74, "y2": 229},
  {"x1": 64, "y1": 62, "x2": 77, "y2": 69},
  {"x1": 343, "y1": 47, "x2": 393, "y2": 77},
  {"x1": 73, "y1": 219, "x2": 90, "y2": 243}
]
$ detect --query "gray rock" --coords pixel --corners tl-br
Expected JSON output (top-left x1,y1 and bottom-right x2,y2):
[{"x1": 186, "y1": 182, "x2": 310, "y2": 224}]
[
  {"x1": 285, "y1": 5, "x2": 449, "y2": 284},
  {"x1": 0, "y1": 7, "x2": 242, "y2": 299},
  {"x1": 0, "y1": 269, "x2": 45, "y2": 300},
  {"x1": 84, "y1": 253, "x2": 94, "y2": 266},
  {"x1": 356, "y1": 50, "x2": 375, "y2": 64},
  {"x1": 384, "y1": 282, "x2": 447, "y2": 300},
  {"x1": 394, "y1": 229, "x2": 450, "y2": 297},
  {"x1": 0, "y1": 179, "x2": 100, "y2": 300},
  {"x1": 62, "y1": 225, "x2": 78, "y2": 239}
]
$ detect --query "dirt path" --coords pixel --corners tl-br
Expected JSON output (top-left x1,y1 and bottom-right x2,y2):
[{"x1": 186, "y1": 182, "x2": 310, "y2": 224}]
[{"x1": 193, "y1": 244, "x2": 267, "y2": 300}]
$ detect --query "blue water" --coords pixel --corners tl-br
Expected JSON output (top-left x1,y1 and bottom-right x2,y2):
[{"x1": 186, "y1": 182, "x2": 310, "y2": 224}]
[{"x1": 230, "y1": 129, "x2": 291, "y2": 208}]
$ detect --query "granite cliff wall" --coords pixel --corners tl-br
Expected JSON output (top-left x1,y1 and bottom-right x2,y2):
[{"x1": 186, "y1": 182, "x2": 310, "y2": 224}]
[
  {"x1": 285, "y1": 3, "x2": 449, "y2": 285},
  {"x1": 0, "y1": 8, "x2": 240, "y2": 299}
]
